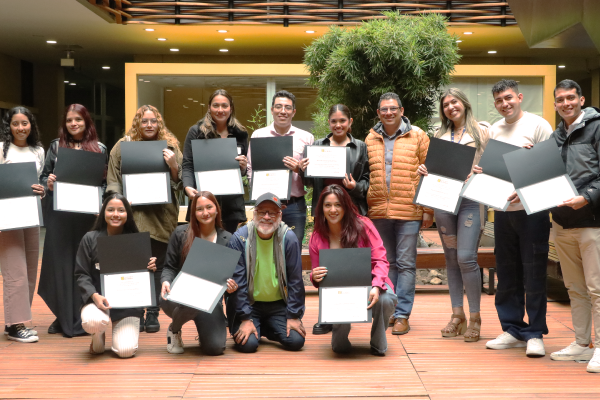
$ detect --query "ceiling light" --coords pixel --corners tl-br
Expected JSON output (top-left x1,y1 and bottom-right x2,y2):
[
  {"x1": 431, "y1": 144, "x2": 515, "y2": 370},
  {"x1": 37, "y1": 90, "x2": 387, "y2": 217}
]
[
  {"x1": 193, "y1": 100, "x2": 198, "y2": 103},
  {"x1": 139, "y1": 78, "x2": 144, "y2": 81},
  {"x1": 145, "y1": 28, "x2": 155, "y2": 32},
  {"x1": 102, "y1": 66, "x2": 110, "y2": 70},
  {"x1": 69, "y1": 83, "x2": 76, "y2": 86},
  {"x1": 188, "y1": 98, "x2": 193, "y2": 100},
  {"x1": 220, "y1": 49, "x2": 229, "y2": 52},
  {"x1": 217, "y1": 30, "x2": 228, "y2": 33},
  {"x1": 46, "y1": 40, "x2": 57, "y2": 44},
  {"x1": 306, "y1": 30, "x2": 315, "y2": 34},
  {"x1": 456, "y1": 40, "x2": 462, "y2": 43},
  {"x1": 183, "y1": 105, "x2": 188, "y2": 108},
  {"x1": 224, "y1": 38, "x2": 234, "y2": 41},
  {"x1": 144, "y1": 80, "x2": 150, "y2": 83},
  {"x1": 158, "y1": 38, "x2": 167, "y2": 41},
  {"x1": 170, "y1": 48, "x2": 179, "y2": 52},
  {"x1": 64, "y1": 80, "x2": 69, "y2": 83},
  {"x1": 166, "y1": 89, "x2": 172, "y2": 92},
  {"x1": 200, "y1": 103, "x2": 205, "y2": 106},
  {"x1": 558, "y1": 65, "x2": 566, "y2": 68},
  {"x1": 464, "y1": 32, "x2": 473, "y2": 35},
  {"x1": 488, "y1": 50, "x2": 497, "y2": 54}
]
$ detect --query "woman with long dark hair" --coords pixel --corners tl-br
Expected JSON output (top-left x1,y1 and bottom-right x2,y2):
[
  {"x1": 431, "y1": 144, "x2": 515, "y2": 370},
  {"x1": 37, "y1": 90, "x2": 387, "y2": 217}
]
[
  {"x1": 75, "y1": 192, "x2": 157, "y2": 358},
  {"x1": 309, "y1": 184, "x2": 397, "y2": 355},
  {"x1": 38, "y1": 104, "x2": 108, "y2": 337},
  {"x1": 181, "y1": 89, "x2": 249, "y2": 234},
  {"x1": 106, "y1": 105, "x2": 182, "y2": 333},
  {"x1": 417, "y1": 88, "x2": 490, "y2": 342},
  {"x1": 0, "y1": 107, "x2": 45, "y2": 342}
]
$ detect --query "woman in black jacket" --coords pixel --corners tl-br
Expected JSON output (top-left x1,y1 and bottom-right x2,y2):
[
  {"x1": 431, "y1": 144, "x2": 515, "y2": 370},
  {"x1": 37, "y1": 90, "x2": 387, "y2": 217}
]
[
  {"x1": 160, "y1": 191, "x2": 237, "y2": 355},
  {"x1": 75, "y1": 192, "x2": 157, "y2": 358},
  {"x1": 181, "y1": 89, "x2": 249, "y2": 233}
]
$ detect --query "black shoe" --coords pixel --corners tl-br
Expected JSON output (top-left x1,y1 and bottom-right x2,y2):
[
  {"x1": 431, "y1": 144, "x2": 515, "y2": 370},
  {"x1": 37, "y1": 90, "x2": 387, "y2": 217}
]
[
  {"x1": 48, "y1": 319, "x2": 62, "y2": 334},
  {"x1": 145, "y1": 311, "x2": 160, "y2": 333},
  {"x1": 7, "y1": 324, "x2": 38, "y2": 343},
  {"x1": 312, "y1": 322, "x2": 333, "y2": 335},
  {"x1": 139, "y1": 315, "x2": 145, "y2": 332}
]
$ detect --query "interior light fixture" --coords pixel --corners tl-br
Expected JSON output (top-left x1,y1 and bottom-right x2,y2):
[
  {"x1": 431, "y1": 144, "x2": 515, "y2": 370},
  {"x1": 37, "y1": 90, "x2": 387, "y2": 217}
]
[
  {"x1": 558, "y1": 65, "x2": 566, "y2": 68},
  {"x1": 144, "y1": 80, "x2": 150, "y2": 83},
  {"x1": 464, "y1": 32, "x2": 473, "y2": 35},
  {"x1": 170, "y1": 48, "x2": 179, "y2": 52},
  {"x1": 145, "y1": 28, "x2": 155, "y2": 32},
  {"x1": 139, "y1": 78, "x2": 144, "y2": 81},
  {"x1": 306, "y1": 30, "x2": 315, "y2": 33},
  {"x1": 193, "y1": 100, "x2": 198, "y2": 102},
  {"x1": 102, "y1": 66, "x2": 110, "y2": 70},
  {"x1": 188, "y1": 98, "x2": 193, "y2": 100},
  {"x1": 158, "y1": 38, "x2": 167, "y2": 41},
  {"x1": 217, "y1": 30, "x2": 228, "y2": 33},
  {"x1": 69, "y1": 83, "x2": 76, "y2": 86},
  {"x1": 46, "y1": 40, "x2": 57, "y2": 44},
  {"x1": 456, "y1": 40, "x2": 462, "y2": 43},
  {"x1": 64, "y1": 80, "x2": 69, "y2": 83},
  {"x1": 224, "y1": 38, "x2": 234, "y2": 41},
  {"x1": 220, "y1": 49, "x2": 229, "y2": 52},
  {"x1": 183, "y1": 105, "x2": 188, "y2": 108},
  {"x1": 166, "y1": 89, "x2": 172, "y2": 91},
  {"x1": 488, "y1": 50, "x2": 497, "y2": 54}
]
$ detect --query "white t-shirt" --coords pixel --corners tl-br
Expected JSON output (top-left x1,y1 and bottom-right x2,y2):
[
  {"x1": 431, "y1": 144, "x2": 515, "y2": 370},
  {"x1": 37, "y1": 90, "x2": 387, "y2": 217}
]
[
  {"x1": 0, "y1": 142, "x2": 45, "y2": 178},
  {"x1": 490, "y1": 112, "x2": 554, "y2": 212}
]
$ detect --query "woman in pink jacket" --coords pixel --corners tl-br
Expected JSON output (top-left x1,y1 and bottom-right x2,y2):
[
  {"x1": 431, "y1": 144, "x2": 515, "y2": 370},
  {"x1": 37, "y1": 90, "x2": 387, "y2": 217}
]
[{"x1": 309, "y1": 184, "x2": 397, "y2": 355}]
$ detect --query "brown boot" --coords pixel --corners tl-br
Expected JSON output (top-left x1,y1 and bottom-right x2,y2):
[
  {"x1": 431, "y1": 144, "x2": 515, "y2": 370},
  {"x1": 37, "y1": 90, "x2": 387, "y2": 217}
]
[
  {"x1": 388, "y1": 316, "x2": 397, "y2": 327},
  {"x1": 392, "y1": 318, "x2": 410, "y2": 335}
]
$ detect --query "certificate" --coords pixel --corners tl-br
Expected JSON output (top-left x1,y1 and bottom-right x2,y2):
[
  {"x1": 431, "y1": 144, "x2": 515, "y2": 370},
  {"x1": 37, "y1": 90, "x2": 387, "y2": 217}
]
[
  {"x1": 305, "y1": 146, "x2": 347, "y2": 178},
  {"x1": 167, "y1": 272, "x2": 226, "y2": 313},
  {"x1": 196, "y1": 169, "x2": 243, "y2": 196},
  {"x1": 123, "y1": 172, "x2": 170, "y2": 205},
  {"x1": 414, "y1": 173, "x2": 464, "y2": 214},
  {"x1": 102, "y1": 271, "x2": 154, "y2": 308},
  {"x1": 517, "y1": 175, "x2": 578, "y2": 214},
  {"x1": 0, "y1": 196, "x2": 42, "y2": 231},
  {"x1": 319, "y1": 286, "x2": 371, "y2": 324},
  {"x1": 54, "y1": 182, "x2": 101, "y2": 214},
  {"x1": 251, "y1": 169, "x2": 291, "y2": 200},
  {"x1": 461, "y1": 173, "x2": 514, "y2": 211}
]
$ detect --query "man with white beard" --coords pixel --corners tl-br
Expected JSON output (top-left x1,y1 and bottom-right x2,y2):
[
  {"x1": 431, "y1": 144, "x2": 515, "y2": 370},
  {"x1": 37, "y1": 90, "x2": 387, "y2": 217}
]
[{"x1": 226, "y1": 192, "x2": 306, "y2": 353}]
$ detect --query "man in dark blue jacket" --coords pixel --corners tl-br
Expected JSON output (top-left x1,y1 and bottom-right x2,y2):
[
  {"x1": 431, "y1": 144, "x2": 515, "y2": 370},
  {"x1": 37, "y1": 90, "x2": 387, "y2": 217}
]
[
  {"x1": 548, "y1": 79, "x2": 600, "y2": 373},
  {"x1": 226, "y1": 192, "x2": 306, "y2": 353}
]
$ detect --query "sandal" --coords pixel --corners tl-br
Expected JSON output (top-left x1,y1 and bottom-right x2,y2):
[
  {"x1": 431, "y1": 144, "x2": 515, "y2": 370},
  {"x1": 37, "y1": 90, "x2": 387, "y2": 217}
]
[
  {"x1": 441, "y1": 314, "x2": 467, "y2": 337},
  {"x1": 464, "y1": 317, "x2": 481, "y2": 342}
]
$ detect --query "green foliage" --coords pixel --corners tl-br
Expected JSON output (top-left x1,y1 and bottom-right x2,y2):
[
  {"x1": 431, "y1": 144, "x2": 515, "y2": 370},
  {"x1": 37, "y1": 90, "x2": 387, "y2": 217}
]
[
  {"x1": 246, "y1": 106, "x2": 267, "y2": 132},
  {"x1": 304, "y1": 12, "x2": 461, "y2": 140}
]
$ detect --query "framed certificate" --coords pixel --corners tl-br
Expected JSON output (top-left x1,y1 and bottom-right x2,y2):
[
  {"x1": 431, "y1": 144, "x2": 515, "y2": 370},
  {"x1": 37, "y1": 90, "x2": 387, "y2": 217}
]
[
  {"x1": 101, "y1": 271, "x2": 155, "y2": 309},
  {"x1": 461, "y1": 173, "x2": 514, "y2": 211},
  {"x1": 196, "y1": 169, "x2": 244, "y2": 196},
  {"x1": 250, "y1": 169, "x2": 292, "y2": 200},
  {"x1": 192, "y1": 138, "x2": 244, "y2": 195},
  {"x1": 0, "y1": 162, "x2": 43, "y2": 230},
  {"x1": 304, "y1": 146, "x2": 347, "y2": 178},
  {"x1": 517, "y1": 175, "x2": 578, "y2": 214},
  {"x1": 414, "y1": 173, "x2": 464, "y2": 214},
  {"x1": 121, "y1": 140, "x2": 171, "y2": 205},
  {"x1": 123, "y1": 172, "x2": 171, "y2": 205},
  {"x1": 54, "y1": 182, "x2": 102, "y2": 214},
  {"x1": 319, "y1": 286, "x2": 372, "y2": 324}
]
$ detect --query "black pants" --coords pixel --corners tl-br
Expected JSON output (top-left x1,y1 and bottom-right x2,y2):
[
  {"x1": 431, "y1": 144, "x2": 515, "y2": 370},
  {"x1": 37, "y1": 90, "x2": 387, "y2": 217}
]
[{"x1": 146, "y1": 239, "x2": 168, "y2": 315}]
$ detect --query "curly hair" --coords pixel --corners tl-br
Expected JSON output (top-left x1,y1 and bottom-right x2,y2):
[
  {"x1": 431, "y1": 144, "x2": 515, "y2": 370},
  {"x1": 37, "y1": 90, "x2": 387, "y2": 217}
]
[
  {"x1": 125, "y1": 105, "x2": 179, "y2": 148},
  {"x1": 59, "y1": 104, "x2": 101, "y2": 152},
  {"x1": 1, "y1": 106, "x2": 42, "y2": 160},
  {"x1": 198, "y1": 89, "x2": 247, "y2": 138}
]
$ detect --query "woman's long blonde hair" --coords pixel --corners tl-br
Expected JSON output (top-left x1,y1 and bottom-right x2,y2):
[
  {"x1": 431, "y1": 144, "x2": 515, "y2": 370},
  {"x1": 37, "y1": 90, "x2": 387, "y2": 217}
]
[
  {"x1": 126, "y1": 105, "x2": 179, "y2": 148},
  {"x1": 435, "y1": 88, "x2": 483, "y2": 151}
]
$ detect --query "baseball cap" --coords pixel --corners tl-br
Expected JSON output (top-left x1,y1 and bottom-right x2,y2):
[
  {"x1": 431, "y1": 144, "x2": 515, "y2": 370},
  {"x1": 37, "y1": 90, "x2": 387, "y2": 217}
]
[{"x1": 255, "y1": 192, "x2": 282, "y2": 209}]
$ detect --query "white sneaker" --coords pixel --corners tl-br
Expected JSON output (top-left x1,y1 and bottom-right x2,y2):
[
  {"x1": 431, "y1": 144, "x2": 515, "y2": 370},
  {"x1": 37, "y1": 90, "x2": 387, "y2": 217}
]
[
  {"x1": 587, "y1": 348, "x2": 600, "y2": 373},
  {"x1": 550, "y1": 341, "x2": 594, "y2": 361},
  {"x1": 90, "y1": 332, "x2": 105, "y2": 354},
  {"x1": 526, "y1": 338, "x2": 545, "y2": 357},
  {"x1": 167, "y1": 325, "x2": 184, "y2": 354},
  {"x1": 486, "y1": 332, "x2": 526, "y2": 350}
]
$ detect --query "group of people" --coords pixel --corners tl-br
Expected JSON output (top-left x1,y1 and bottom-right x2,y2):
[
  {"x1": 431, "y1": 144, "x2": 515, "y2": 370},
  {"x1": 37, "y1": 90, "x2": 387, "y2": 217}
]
[{"x1": 0, "y1": 78, "x2": 599, "y2": 372}]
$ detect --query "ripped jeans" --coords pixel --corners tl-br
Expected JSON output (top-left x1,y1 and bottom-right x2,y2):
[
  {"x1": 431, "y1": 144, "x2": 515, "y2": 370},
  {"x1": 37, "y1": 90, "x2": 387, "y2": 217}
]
[{"x1": 434, "y1": 198, "x2": 482, "y2": 313}]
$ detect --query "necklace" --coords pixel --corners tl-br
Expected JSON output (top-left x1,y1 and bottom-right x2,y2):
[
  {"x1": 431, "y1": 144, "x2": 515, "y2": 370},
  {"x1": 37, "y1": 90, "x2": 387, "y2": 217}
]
[{"x1": 451, "y1": 127, "x2": 466, "y2": 144}]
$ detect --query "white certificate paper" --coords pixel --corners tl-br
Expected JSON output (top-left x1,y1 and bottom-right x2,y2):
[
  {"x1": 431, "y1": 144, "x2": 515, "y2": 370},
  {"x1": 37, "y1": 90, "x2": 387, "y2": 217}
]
[
  {"x1": 251, "y1": 169, "x2": 290, "y2": 200},
  {"x1": 55, "y1": 182, "x2": 101, "y2": 214},
  {"x1": 461, "y1": 173, "x2": 515, "y2": 211},
  {"x1": 196, "y1": 169, "x2": 243, "y2": 196},
  {"x1": 305, "y1": 146, "x2": 346, "y2": 178},
  {"x1": 167, "y1": 272, "x2": 225, "y2": 313},
  {"x1": 415, "y1": 173, "x2": 464, "y2": 213},
  {"x1": 518, "y1": 175, "x2": 578, "y2": 214},
  {"x1": 124, "y1": 172, "x2": 169, "y2": 205},
  {"x1": 103, "y1": 271, "x2": 153, "y2": 308},
  {"x1": 320, "y1": 286, "x2": 370, "y2": 324},
  {"x1": 0, "y1": 196, "x2": 40, "y2": 231}
]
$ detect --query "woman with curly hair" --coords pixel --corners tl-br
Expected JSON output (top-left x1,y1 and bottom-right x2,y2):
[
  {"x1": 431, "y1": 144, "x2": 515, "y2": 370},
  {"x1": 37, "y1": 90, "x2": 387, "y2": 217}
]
[
  {"x1": 38, "y1": 104, "x2": 108, "y2": 337},
  {"x1": 107, "y1": 105, "x2": 183, "y2": 333},
  {"x1": 181, "y1": 89, "x2": 248, "y2": 234},
  {"x1": 0, "y1": 106, "x2": 45, "y2": 343}
]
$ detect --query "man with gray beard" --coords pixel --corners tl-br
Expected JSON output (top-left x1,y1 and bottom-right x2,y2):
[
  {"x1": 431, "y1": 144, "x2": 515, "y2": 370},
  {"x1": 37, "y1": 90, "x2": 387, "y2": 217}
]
[{"x1": 226, "y1": 192, "x2": 306, "y2": 353}]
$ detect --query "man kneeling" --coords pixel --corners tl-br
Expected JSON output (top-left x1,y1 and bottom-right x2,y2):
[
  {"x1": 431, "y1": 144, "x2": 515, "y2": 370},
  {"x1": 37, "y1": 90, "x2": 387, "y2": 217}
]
[{"x1": 227, "y1": 192, "x2": 306, "y2": 352}]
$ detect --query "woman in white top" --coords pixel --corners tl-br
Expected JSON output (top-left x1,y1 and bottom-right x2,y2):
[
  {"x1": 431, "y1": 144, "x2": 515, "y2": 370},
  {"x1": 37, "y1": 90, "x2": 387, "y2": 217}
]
[{"x1": 0, "y1": 106, "x2": 45, "y2": 343}]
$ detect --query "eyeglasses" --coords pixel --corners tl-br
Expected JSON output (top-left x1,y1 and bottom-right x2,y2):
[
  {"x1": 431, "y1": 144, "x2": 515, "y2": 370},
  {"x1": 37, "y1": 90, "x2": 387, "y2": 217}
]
[
  {"x1": 255, "y1": 210, "x2": 282, "y2": 218},
  {"x1": 273, "y1": 104, "x2": 294, "y2": 112},
  {"x1": 379, "y1": 107, "x2": 400, "y2": 114},
  {"x1": 141, "y1": 119, "x2": 158, "y2": 126}
]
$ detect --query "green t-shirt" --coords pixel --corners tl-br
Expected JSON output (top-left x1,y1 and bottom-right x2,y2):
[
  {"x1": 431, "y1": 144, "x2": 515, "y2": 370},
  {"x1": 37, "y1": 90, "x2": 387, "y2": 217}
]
[{"x1": 253, "y1": 231, "x2": 283, "y2": 302}]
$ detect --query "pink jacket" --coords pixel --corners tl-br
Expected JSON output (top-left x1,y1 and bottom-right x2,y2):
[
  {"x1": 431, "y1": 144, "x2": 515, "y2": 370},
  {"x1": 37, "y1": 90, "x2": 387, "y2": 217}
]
[{"x1": 309, "y1": 215, "x2": 394, "y2": 291}]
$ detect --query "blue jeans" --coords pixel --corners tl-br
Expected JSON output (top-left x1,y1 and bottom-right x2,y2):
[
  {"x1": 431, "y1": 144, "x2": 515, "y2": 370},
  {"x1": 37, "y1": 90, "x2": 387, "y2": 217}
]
[
  {"x1": 371, "y1": 218, "x2": 421, "y2": 319},
  {"x1": 434, "y1": 199, "x2": 482, "y2": 313},
  {"x1": 494, "y1": 210, "x2": 550, "y2": 341},
  {"x1": 282, "y1": 196, "x2": 307, "y2": 244}
]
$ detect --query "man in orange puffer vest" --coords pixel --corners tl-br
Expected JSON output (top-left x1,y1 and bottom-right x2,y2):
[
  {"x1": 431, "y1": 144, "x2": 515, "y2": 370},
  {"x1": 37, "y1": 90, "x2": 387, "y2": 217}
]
[{"x1": 365, "y1": 92, "x2": 433, "y2": 335}]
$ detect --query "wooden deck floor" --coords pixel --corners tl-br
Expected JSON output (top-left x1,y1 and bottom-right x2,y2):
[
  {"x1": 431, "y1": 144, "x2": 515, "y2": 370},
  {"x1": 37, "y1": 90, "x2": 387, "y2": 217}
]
[{"x1": 0, "y1": 266, "x2": 595, "y2": 399}]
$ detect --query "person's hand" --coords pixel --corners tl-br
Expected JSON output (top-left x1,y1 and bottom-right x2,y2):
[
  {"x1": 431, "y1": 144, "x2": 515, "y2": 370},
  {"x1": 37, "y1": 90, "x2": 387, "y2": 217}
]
[
  {"x1": 161, "y1": 281, "x2": 171, "y2": 300},
  {"x1": 559, "y1": 196, "x2": 588, "y2": 210},
  {"x1": 92, "y1": 293, "x2": 111, "y2": 311},
  {"x1": 417, "y1": 164, "x2": 428, "y2": 176},
  {"x1": 31, "y1": 184, "x2": 44, "y2": 196},
  {"x1": 235, "y1": 155, "x2": 247, "y2": 171},
  {"x1": 343, "y1": 173, "x2": 356, "y2": 190},
  {"x1": 185, "y1": 186, "x2": 198, "y2": 199},
  {"x1": 312, "y1": 266, "x2": 328, "y2": 283},
  {"x1": 226, "y1": 278, "x2": 238, "y2": 293},
  {"x1": 147, "y1": 257, "x2": 157, "y2": 272},
  {"x1": 298, "y1": 158, "x2": 309, "y2": 172},
  {"x1": 472, "y1": 165, "x2": 483, "y2": 174},
  {"x1": 163, "y1": 149, "x2": 178, "y2": 170},
  {"x1": 507, "y1": 191, "x2": 521, "y2": 204},
  {"x1": 422, "y1": 213, "x2": 433, "y2": 229},
  {"x1": 286, "y1": 318, "x2": 306, "y2": 338},
  {"x1": 367, "y1": 287, "x2": 381, "y2": 310},
  {"x1": 47, "y1": 173, "x2": 57, "y2": 191},
  {"x1": 283, "y1": 156, "x2": 300, "y2": 173},
  {"x1": 233, "y1": 320, "x2": 258, "y2": 345},
  {"x1": 523, "y1": 143, "x2": 534, "y2": 149}
]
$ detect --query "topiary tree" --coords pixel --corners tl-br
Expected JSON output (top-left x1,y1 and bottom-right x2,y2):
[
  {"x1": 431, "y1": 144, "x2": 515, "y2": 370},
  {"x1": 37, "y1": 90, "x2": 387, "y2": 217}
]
[{"x1": 304, "y1": 12, "x2": 461, "y2": 140}]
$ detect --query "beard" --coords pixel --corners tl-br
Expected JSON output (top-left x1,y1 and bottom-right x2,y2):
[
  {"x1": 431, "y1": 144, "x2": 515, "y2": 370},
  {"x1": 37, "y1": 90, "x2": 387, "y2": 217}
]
[{"x1": 255, "y1": 218, "x2": 278, "y2": 236}]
